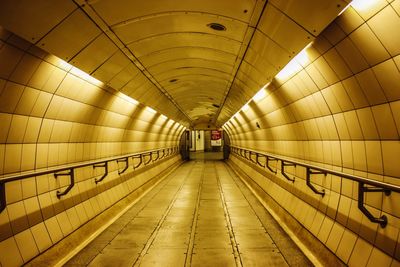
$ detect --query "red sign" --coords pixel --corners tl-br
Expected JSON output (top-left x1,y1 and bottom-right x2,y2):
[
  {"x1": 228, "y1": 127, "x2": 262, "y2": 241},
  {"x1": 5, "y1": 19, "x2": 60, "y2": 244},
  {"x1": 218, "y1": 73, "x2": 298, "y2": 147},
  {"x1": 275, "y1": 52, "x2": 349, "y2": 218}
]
[{"x1": 211, "y1": 130, "x2": 221, "y2": 140}]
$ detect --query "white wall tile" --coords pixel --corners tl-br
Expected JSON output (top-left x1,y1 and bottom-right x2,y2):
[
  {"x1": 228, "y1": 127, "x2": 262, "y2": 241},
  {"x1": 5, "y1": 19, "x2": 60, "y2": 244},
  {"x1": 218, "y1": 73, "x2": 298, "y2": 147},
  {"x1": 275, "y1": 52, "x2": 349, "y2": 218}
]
[
  {"x1": 368, "y1": 5, "x2": 400, "y2": 56},
  {"x1": 14, "y1": 229, "x2": 39, "y2": 262},
  {"x1": 0, "y1": 237, "x2": 24, "y2": 267}
]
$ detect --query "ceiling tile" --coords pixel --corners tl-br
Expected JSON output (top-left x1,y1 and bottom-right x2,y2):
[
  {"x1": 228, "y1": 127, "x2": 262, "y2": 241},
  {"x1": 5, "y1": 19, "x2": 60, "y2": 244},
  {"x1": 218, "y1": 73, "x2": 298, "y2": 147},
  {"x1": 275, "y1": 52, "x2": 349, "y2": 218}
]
[
  {"x1": 39, "y1": 9, "x2": 101, "y2": 61},
  {"x1": 0, "y1": 0, "x2": 76, "y2": 42},
  {"x1": 70, "y1": 34, "x2": 119, "y2": 74},
  {"x1": 269, "y1": 0, "x2": 350, "y2": 35}
]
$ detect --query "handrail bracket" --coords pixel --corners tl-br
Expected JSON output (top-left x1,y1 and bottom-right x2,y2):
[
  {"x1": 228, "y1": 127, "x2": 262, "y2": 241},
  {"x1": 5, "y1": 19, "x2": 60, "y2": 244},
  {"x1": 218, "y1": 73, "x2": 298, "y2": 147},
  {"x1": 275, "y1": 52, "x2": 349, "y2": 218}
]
[
  {"x1": 306, "y1": 168, "x2": 325, "y2": 196},
  {"x1": 144, "y1": 152, "x2": 153, "y2": 165},
  {"x1": 0, "y1": 182, "x2": 5, "y2": 212},
  {"x1": 94, "y1": 162, "x2": 108, "y2": 184},
  {"x1": 358, "y1": 182, "x2": 390, "y2": 228},
  {"x1": 133, "y1": 155, "x2": 143, "y2": 170},
  {"x1": 160, "y1": 149, "x2": 166, "y2": 159},
  {"x1": 255, "y1": 153, "x2": 265, "y2": 167},
  {"x1": 245, "y1": 150, "x2": 251, "y2": 161},
  {"x1": 54, "y1": 169, "x2": 75, "y2": 198},
  {"x1": 153, "y1": 151, "x2": 160, "y2": 162},
  {"x1": 266, "y1": 156, "x2": 278, "y2": 174},
  {"x1": 281, "y1": 161, "x2": 296, "y2": 182},
  {"x1": 248, "y1": 151, "x2": 256, "y2": 164},
  {"x1": 240, "y1": 149, "x2": 245, "y2": 158},
  {"x1": 117, "y1": 157, "x2": 129, "y2": 175}
]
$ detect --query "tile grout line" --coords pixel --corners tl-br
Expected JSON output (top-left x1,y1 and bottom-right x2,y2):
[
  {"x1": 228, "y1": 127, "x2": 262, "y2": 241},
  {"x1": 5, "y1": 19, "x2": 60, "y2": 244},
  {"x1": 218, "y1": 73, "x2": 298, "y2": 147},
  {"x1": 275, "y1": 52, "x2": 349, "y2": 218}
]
[
  {"x1": 132, "y1": 162, "x2": 196, "y2": 267},
  {"x1": 215, "y1": 161, "x2": 243, "y2": 267},
  {"x1": 184, "y1": 162, "x2": 205, "y2": 267}
]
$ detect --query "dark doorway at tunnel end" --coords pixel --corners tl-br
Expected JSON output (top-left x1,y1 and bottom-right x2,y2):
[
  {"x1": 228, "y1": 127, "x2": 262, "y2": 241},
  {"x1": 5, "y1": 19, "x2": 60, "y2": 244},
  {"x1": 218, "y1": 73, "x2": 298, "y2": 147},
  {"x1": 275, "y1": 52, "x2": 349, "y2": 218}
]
[
  {"x1": 179, "y1": 130, "x2": 190, "y2": 160},
  {"x1": 180, "y1": 130, "x2": 230, "y2": 161},
  {"x1": 223, "y1": 130, "x2": 230, "y2": 160}
]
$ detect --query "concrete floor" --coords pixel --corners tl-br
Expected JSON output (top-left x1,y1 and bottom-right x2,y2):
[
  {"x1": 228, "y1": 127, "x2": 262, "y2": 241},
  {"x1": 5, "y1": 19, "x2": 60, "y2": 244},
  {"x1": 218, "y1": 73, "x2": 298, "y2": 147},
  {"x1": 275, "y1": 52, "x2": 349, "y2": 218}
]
[
  {"x1": 189, "y1": 151, "x2": 224, "y2": 160},
  {"x1": 65, "y1": 161, "x2": 312, "y2": 266}
]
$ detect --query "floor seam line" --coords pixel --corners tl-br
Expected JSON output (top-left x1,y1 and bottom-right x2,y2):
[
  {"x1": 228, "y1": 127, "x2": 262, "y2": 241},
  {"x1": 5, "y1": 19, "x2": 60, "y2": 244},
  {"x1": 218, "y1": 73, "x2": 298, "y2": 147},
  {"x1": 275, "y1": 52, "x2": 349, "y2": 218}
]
[
  {"x1": 225, "y1": 160, "x2": 320, "y2": 266},
  {"x1": 132, "y1": 162, "x2": 196, "y2": 266},
  {"x1": 184, "y1": 162, "x2": 204, "y2": 267},
  {"x1": 223, "y1": 162, "x2": 292, "y2": 266},
  {"x1": 215, "y1": 162, "x2": 244, "y2": 267}
]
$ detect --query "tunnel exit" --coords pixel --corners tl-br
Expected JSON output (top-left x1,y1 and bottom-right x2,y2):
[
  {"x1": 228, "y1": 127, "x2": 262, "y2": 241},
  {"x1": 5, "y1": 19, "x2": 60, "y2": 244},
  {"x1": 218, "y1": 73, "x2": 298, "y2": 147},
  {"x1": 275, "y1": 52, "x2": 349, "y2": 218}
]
[{"x1": 188, "y1": 130, "x2": 225, "y2": 160}]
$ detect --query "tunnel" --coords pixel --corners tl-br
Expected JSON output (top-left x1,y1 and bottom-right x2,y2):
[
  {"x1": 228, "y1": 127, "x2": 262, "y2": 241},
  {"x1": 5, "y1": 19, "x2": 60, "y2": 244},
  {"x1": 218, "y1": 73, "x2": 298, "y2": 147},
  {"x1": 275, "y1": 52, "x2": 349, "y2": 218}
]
[{"x1": 0, "y1": 0, "x2": 400, "y2": 266}]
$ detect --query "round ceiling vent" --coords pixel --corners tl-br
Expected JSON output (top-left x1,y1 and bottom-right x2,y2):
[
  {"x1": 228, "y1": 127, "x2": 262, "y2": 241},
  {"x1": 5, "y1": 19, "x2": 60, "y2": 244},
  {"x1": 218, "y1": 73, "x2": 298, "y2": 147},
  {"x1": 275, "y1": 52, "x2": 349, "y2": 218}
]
[{"x1": 207, "y1": 23, "x2": 226, "y2": 31}]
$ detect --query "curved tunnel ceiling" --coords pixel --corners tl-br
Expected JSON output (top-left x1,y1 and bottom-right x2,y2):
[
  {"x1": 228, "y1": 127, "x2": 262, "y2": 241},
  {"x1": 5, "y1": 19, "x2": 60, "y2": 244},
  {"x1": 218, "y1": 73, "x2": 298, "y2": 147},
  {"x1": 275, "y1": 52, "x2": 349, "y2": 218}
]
[{"x1": 0, "y1": 0, "x2": 350, "y2": 128}]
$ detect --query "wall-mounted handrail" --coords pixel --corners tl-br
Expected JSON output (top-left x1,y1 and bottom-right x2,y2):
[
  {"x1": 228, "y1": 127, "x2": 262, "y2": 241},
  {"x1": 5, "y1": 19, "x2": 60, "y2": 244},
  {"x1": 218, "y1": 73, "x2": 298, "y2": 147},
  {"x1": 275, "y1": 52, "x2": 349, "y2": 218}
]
[
  {"x1": 117, "y1": 157, "x2": 129, "y2": 175},
  {"x1": 160, "y1": 149, "x2": 166, "y2": 159},
  {"x1": 133, "y1": 155, "x2": 143, "y2": 170},
  {"x1": 54, "y1": 169, "x2": 75, "y2": 199},
  {"x1": 266, "y1": 156, "x2": 278, "y2": 174},
  {"x1": 0, "y1": 146, "x2": 179, "y2": 213},
  {"x1": 0, "y1": 183, "x2": 5, "y2": 212},
  {"x1": 245, "y1": 150, "x2": 251, "y2": 161},
  {"x1": 153, "y1": 151, "x2": 160, "y2": 162},
  {"x1": 249, "y1": 151, "x2": 257, "y2": 164},
  {"x1": 281, "y1": 161, "x2": 295, "y2": 182},
  {"x1": 358, "y1": 182, "x2": 391, "y2": 228},
  {"x1": 255, "y1": 153, "x2": 265, "y2": 167},
  {"x1": 143, "y1": 152, "x2": 153, "y2": 165},
  {"x1": 230, "y1": 145, "x2": 400, "y2": 228},
  {"x1": 93, "y1": 162, "x2": 108, "y2": 184},
  {"x1": 306, "y1": 168, "x2": 326, "y2": 196},
  {"x1": 239, "y1": 149, "x2": 245, "y2": 158}
]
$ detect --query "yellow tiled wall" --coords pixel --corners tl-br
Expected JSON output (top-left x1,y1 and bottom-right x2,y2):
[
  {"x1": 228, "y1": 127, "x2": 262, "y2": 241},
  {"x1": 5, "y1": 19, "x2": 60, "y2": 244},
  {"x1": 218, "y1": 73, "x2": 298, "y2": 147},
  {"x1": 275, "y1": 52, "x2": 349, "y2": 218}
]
[
  {"x1": 0, "y1": 29, "x2": 185, "y2": 266},
  {"x1": 224, "y1": 2, "x2": 400, "y2": 266}
]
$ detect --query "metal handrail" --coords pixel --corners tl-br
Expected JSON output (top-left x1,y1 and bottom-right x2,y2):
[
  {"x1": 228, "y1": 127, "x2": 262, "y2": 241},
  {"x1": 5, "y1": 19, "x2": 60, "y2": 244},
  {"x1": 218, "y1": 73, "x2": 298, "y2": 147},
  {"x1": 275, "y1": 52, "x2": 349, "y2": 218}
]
[
  {"x1": 0, "y1": 146, "x2": 179, "y2": 212},
  {"x1": 143, "y1": 152, "x2": 153, "y2": 165},
  {"x1": 230, "y1": 145, "x2": 400, "y2": 228}
]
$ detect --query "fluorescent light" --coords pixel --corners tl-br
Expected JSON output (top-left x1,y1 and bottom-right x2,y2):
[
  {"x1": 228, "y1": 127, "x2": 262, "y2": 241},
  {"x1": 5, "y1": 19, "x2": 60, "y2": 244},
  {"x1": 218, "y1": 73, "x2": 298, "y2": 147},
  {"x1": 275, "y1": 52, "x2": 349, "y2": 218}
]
[
  {"x1": 275, "y1": 43, "x2": 311, "y2": 81},
  {"x1": 160, "y1": 114, "x2": 167, "y2": 120},
  {"x1": 351, "y1": 0, "x2": 377, "y2": 12},
  {"x1": 295, "y1": 46, "x2": 310, "y2": 66},
  {"x1": 261, "y1": 82, "x2": 271, "y2": 90},
  {"x1": 338, "y1": 2, "x2": 353, "y2": 16},
  {"x1": 242, "y1": 103, "x2": 249, "y2": 112},
  {"x1": 276, "y1": 60, "x2": 302, "y2": 81},
  {"x1": 146, "y1": 106, "x2": 157, "y2": 114},
  {"x1": 253, "y1": 88, "x2": 267, "y2": 102},
  {"x1": 70, "y1": 67, "x2": 103, "y2": 87},
  {"x1": 58, "y1": 59, "x2": 72, "y2": 71},
  {"x1": 116, "y1": 92, "x2": 139, "y2": 105}
]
